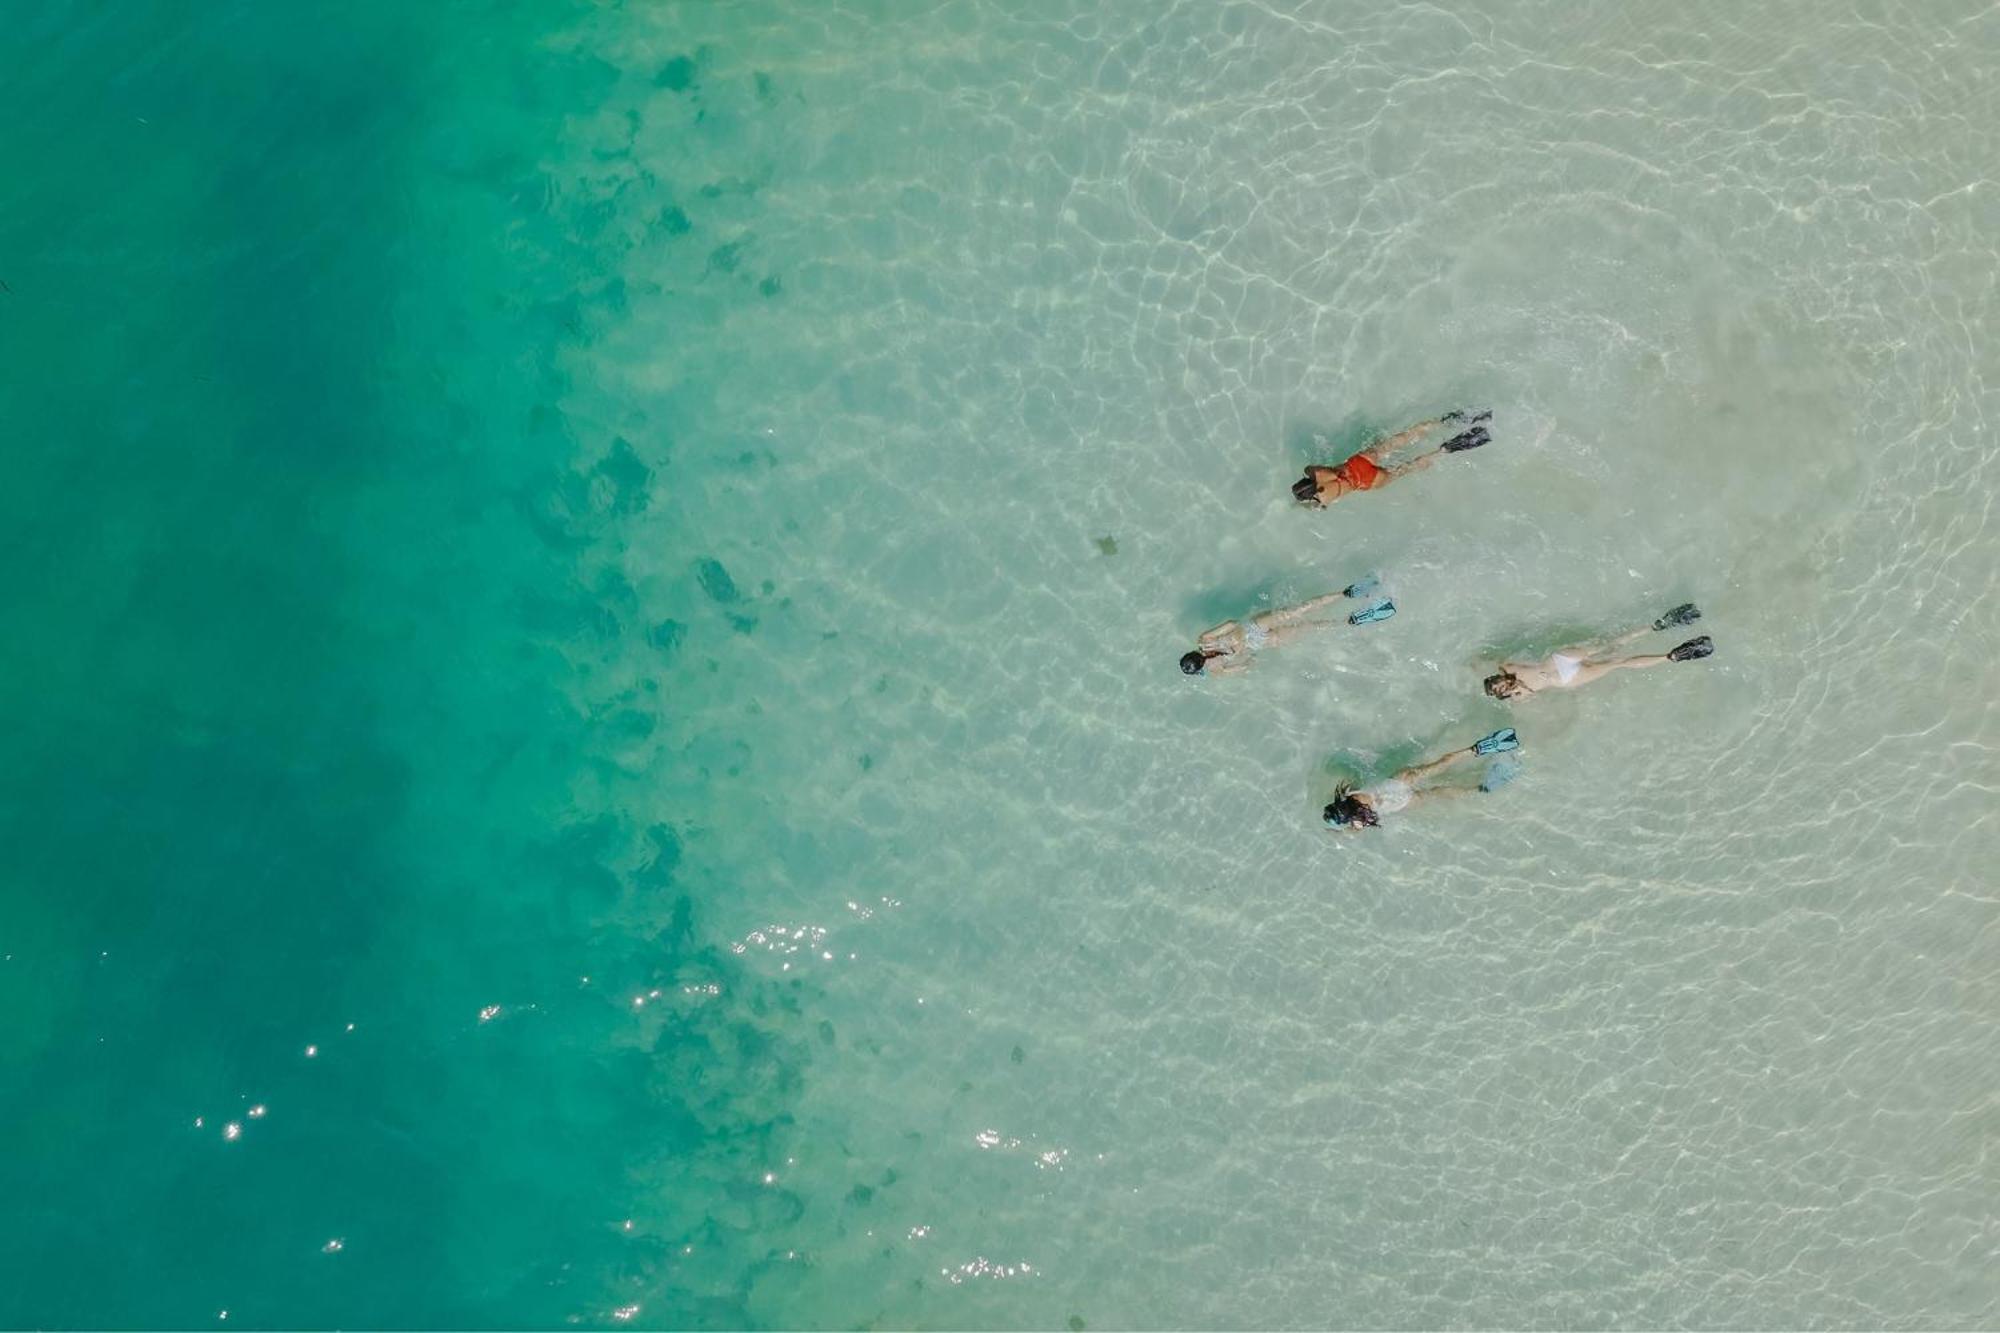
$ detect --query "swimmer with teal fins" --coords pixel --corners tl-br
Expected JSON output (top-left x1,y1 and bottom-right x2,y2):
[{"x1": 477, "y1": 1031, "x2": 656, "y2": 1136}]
[
  {"x1": 1292, "y1": 409, "x2": 1492, "y2": 509},
  {"x1": 1483, "y1": 604, "x2": 1713, "y2": 701},
  {"x1": 1324, "y1": 728, "x2": 1523, "y2": 830},
  {"x1": 1181, "y1": 576, "x2": 1397, "y2": 677}
]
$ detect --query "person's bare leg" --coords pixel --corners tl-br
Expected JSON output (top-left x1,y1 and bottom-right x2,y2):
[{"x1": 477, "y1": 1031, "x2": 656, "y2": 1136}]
[
  {"x1": 1385, "y1": 449, "x2": 1444, "y2": 481},
  {"x1": 1362, "y1": 418, "x2": 1444, "y2": 461},
  {"x1": 1197, "y1": 621, "x2": 1245, "y2": 653},
  {"x1": 1604, "y1": 625, "x2": 1655, "y2": 651},
  {"x1": 1562, "y1": 625, "x2": 1653, "y2": 662},
  {"x1": 1567, "y1": 654, "x2": 1670, "y2": 688},
  {"x1": 1403, "y1": 784, "x2": 1478, "y2": 812},
  {"x1": 1397, "y1": 742, "x2": 1481, "y2": 785},
  {"x1": 1258, "y1": 622, "x2": 1322, "y2": 650},
  {"x1": 1260, "y1": 591, "x2": 1348, "y2": 626}
]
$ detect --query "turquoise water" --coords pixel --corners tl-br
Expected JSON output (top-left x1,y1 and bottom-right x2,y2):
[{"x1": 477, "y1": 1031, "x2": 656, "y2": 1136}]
[{"x1": 3, "y1": 0, "x2": 1998, "y2": 1327}]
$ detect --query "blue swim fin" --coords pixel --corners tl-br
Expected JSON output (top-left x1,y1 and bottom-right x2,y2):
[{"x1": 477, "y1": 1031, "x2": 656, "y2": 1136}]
[
  {"x1": 1480, "y1": 754, "x2": 1523, "y2": 793},
  {"x1": 1473, "y1": 727, "x2": 1519, "y2": 757},
  {"x1": 1343, "y1": 573, "x2": 1382, "y2": 600},
  {"x1": 1348, "y1": 598, "x2": 1396, "y2": 626}
]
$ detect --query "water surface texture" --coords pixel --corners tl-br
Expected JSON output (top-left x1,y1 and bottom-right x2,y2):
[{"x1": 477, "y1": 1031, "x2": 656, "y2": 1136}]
[{"x1": 3, "y1": 0, "x2": 1997, "y2": 1327}]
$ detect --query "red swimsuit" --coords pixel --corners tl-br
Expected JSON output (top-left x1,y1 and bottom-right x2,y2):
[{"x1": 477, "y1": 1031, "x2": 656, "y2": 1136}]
[{"x1": 1333, "y1": 452, "x2": 1386, "y2": 490}]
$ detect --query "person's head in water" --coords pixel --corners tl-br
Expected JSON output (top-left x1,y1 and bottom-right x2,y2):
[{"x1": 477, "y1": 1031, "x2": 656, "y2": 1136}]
[
  {"x1": 1322, "y1": 785, "x2": 1380, "y2": 828},
  {"x1": 1181, "y1": 649, "x2": 1219, "y2": 675},
  {"x1": 1484, "y1": 671, "x2": 1526, "y2": 700}
]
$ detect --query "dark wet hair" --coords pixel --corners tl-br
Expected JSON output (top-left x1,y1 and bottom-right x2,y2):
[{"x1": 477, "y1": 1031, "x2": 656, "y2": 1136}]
[
  {"x1": 1483, "y1": 671, "x2": 1521, "y2": 698},
  {"x1": 1322, "y1": 784, "x2": 1379, "y2": 828},
  {"x1": 1291, "y1": 474, "x2": 1320, "y2": 505},
  {"x1": 1180, "y1": 650, "x2": 1210, "y2": 675}
]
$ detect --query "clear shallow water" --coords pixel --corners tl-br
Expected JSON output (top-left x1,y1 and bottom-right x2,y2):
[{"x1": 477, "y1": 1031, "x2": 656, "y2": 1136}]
[{"x1": 2, "y1": 0, "x2": 1997, "y2": 1327}]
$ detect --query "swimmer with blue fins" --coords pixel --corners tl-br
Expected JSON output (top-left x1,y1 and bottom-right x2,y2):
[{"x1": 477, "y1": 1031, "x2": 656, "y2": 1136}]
[
  {"x1": 1323, "y1": 728, "x2": 1523, "y2": 829},
  {"x1": 1181, "y1": 577, "x2": 1397, "y2": 677}
]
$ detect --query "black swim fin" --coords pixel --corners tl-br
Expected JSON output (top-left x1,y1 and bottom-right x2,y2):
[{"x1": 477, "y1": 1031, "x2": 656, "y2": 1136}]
[
  {"x1": 1440, "y1": 426, "x2": 1490, "y2": 454},
  {"x1": 1667, "y1": 635, "x2": 1713, "y2": 663},
  {"x1": 1442, "y1": 408, "x2": 1493, "y2": 425},
  {"x1": 1653, "y1": 603, "x2": 1701, "y2": 631}
]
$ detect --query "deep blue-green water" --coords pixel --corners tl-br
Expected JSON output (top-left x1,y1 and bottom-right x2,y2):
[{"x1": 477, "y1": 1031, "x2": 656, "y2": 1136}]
[
  {"x1": 4, "y1": 2, "x2": 1998, "y2": 1328},
  {"x1": 2, "y1": 3, "x2": 712, "y2": 1324}
]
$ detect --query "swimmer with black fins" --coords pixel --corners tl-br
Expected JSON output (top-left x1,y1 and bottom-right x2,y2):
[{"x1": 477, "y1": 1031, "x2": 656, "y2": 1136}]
[
  {"x1": 1292, "y1": 409, "x2": 1492, "y2": 508},
  {"x1": 1181, "y1": 577, "x2": 1397, "y2": 677},
  {"x1": 1484, "y1": 604, "x2": 1713, "y2": 701},
  {"x1": 1324, "y1": 728, "x2": 1523, "y2": 829}
]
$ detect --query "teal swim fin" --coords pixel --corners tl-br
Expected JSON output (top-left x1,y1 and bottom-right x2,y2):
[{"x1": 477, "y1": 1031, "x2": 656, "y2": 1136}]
[
  {"x1": 1473, "y1": 727, "x2": 1519, "y2": 756},
  {"x1": 1480, "y1": 755, "x2": 1523, "y2": 793},
  {"x1": 1348, "y1": 598, "x2": 1396, "y2": 626},
  {"x1": 1343, "y1": 573, "x2": 1382, "y2": 600}
]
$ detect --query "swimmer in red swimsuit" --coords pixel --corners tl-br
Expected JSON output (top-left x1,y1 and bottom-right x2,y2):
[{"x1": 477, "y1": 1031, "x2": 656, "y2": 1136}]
[{"x1": 1291, "y1": 410, "x2": 1492, "y2": 508}]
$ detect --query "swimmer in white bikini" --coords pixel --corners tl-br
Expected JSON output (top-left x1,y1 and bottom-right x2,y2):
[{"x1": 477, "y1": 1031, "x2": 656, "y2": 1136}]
[
  {"x1": 1180, "y1": 579, "x2": 1397, "y2": 677},
  {"x1": 1323, "y1": 728, "x2": 1522, "y2": 829},
  {"x1": 1484, "y1": 604, "x2": 1713, "y2": 701}
]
